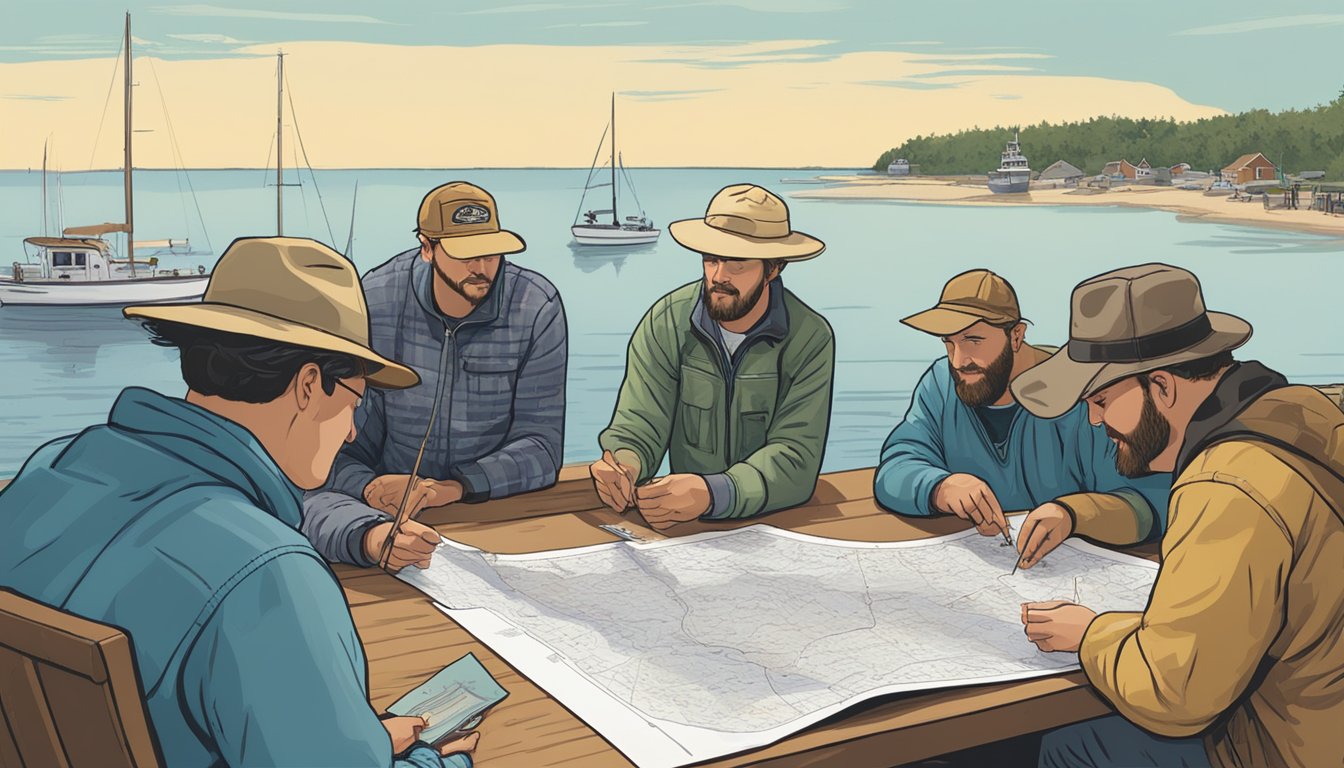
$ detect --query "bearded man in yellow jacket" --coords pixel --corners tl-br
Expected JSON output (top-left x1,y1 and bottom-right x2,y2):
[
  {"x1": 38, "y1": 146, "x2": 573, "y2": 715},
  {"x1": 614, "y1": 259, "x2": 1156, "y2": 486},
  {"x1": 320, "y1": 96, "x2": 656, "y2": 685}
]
[{"x1": 1010, "y1": 264, "x2": 1344, "y2": 768}]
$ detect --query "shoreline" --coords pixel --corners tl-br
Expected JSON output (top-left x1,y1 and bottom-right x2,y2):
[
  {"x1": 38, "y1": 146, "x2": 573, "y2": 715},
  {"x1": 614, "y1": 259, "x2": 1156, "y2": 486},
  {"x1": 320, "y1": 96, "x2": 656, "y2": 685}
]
[{"x1": 793, "y1": 177, "x2": 1344, "y2": 240}]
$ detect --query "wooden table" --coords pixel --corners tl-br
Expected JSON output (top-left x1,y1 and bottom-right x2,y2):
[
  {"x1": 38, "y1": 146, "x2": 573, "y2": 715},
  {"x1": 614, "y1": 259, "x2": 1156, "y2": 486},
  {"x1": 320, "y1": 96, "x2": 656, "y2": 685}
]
[{"x1": 340, "y1": 465, "x2": 1154, "y2": 767}]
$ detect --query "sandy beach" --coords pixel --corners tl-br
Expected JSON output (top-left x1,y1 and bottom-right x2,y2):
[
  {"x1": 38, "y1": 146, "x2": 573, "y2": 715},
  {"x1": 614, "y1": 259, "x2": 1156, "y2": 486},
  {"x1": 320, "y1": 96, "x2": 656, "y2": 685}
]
[{"x1": 794, "y1": 177, "x2": 1344, "y2": 240}]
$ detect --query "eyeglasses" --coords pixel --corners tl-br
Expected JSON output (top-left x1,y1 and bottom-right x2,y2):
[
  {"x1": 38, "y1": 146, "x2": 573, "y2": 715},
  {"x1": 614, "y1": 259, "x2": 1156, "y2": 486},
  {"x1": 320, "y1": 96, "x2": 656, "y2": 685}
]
[{"x1": 334, "y1": 378, "x2": 365, "y2": 408}]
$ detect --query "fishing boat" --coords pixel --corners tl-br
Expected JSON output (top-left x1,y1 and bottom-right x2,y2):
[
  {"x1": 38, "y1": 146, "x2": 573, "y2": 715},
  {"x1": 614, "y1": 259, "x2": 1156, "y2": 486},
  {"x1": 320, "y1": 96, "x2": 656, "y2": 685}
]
[
  {"x1": 0, "y1": 14, "x2": 210, "y2": 308},
  {"x1": 987, "y1": 132, "x2": 1031, "y2": 194},
  {"x1": 571, "y1": 94, "x2": 660, "y2": 247}
]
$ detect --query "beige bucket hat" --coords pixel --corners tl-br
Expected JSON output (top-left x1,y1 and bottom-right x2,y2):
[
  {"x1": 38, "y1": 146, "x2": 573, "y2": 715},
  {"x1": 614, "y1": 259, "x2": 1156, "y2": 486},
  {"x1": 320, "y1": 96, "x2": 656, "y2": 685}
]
[
  {"x1": 902, "y1": 269, "x2": 1023, "y2": 336},
  {"x1": 1011, "y1": 263, "x2": 1251, "y2": 418},
  {"x1": 669, "y1": 184, "x2": 824, "y2": 260},
  {"x1": 416, "y1": 181, "x2": 526, "y2": 260},
  {"x1": 124, "y1": 237, "x2": 420, "y2": 390}
]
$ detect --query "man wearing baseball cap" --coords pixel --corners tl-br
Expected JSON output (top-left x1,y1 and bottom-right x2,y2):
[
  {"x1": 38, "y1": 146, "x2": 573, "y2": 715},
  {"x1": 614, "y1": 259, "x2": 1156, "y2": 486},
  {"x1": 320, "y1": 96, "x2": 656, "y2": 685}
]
[
  {"x1": 0, "y1": 237, "x2": 477, "y2": 766},
  {"x1": 876, "y1": 270, "x2": 1170, "y2": 565},
  {"x1": 1015, "y1": 264, "x2": 1343, "y2": 768},
  {"x1": 591, "y1": 184, "x2": 835, "y2": 527},
  {"x1": 303, "y1": 181, "x2": 568, "y2": 570}
]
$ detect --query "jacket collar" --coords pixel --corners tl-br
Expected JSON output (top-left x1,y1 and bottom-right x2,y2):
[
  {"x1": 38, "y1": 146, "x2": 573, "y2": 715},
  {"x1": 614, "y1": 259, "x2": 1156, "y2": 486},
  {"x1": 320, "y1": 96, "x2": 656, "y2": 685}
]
[
  {"x1": 107, "y1": 387, "x2": 304, "y2": 528},
  {"x1": 412, "y1": 254, "x2": 507, "y2": 328},
  {"x1": 1174, "y1": 361, "x2": 1289, "y2": 476},
  {"x1": 691, "y1": 277, "x2": 791, "y2": 351}
]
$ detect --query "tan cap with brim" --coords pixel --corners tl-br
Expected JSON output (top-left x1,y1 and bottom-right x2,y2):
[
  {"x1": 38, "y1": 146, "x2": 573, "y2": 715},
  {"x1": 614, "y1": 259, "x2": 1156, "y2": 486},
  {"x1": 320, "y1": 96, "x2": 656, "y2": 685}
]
[
  {"x1": 902, "y1": 269, "x2": 1022, "y2": 336},
  {"x1": 669, "y1": 184, "x2": 824, "y2": 261},
  {"x1": 1010, "y1": 263, "x2": 1252, "y2": 419},
  {"x1": 124, "y1": 237, "x2": 420, "y2": 390},
  {"x1": 417, "y1": 181, "x2": 525, "y2": 260}
]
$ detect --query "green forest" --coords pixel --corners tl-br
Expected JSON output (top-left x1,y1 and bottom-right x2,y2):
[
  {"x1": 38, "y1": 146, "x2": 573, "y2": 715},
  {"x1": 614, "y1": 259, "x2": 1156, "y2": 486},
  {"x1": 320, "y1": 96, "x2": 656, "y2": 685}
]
[{"x1": 872, "y1": 90, "x2": 1344, "y2": 179}]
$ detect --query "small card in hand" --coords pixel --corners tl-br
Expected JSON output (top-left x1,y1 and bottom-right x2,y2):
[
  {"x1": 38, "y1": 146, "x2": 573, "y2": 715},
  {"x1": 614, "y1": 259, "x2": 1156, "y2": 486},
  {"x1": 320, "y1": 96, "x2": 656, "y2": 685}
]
[{"x1": 387, "y1": 652, "x2": 508, "y2": 745}]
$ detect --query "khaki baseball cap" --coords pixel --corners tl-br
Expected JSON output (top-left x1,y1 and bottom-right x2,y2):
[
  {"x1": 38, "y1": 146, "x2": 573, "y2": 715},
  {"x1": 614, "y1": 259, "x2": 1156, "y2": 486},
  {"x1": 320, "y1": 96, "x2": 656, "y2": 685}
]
[
  {"x1": 124, "y1": 237, "x2": 419, "y2": 390},
  {"x1": 901, "y1": 269, "x2": 1023, "y2": 336},
  {"x1": 416, "y1": 182, "x2": 526, "y2": 260},
  {"x1": 1011, "y1": 263, "x2": 1252, "y2": 419}
]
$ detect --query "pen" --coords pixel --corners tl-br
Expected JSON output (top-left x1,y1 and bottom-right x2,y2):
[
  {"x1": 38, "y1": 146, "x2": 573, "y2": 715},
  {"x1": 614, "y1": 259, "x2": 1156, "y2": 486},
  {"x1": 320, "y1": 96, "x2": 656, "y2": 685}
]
[{"x1": 379, "y1": 404, "x2": 440, "y2": 570}]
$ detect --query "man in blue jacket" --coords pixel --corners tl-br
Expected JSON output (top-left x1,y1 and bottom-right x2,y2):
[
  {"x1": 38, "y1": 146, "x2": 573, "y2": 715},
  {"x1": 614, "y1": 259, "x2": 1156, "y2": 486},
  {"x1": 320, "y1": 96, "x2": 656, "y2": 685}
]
[
  {"x1": 0, "y1": 238, "x2": 477, "y2": 767},
  {"x1": 875, "y1": 269, "x2": 1170, "y2": 564},
  {"x1": 303, "y1": 182, "x2": 568, "y2": 571}
]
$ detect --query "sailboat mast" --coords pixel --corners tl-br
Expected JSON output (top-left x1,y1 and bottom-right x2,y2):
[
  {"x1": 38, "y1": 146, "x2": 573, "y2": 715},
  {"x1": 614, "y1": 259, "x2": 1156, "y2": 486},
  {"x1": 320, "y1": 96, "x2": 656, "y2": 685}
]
[
  {"x1": 610, "y1": 93, "x2": 617, "y2": 226},
  {"x1": 277, "y1": 51, "x2": 284, "y2": 236},
  {"x1": 42, "y1": 139, "x2": 48, "y2": 237},
  {"x1": 124, "y1": 12, "x2": 135, "y2": 274}
]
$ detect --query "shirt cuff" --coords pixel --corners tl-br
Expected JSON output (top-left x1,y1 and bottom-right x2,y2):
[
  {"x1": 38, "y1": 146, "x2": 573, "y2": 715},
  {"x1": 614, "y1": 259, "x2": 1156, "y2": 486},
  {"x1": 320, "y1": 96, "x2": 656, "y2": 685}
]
[
  {"x1": 699, "y1": 473, "x2": 737, "y2": 520},
  {"x1": 449, "y1": 463, "x2": 491, "y2": 504},
  {"x1": 348, "y1": 517, "x2": 386, "y2": 568}
]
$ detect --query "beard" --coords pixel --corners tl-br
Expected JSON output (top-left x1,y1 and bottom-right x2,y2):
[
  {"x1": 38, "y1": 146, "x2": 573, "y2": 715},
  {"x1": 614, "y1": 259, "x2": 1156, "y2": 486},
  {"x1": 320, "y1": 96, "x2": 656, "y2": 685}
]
[
  {"x1": 1106, "y1": 386, "x2": 1172, "y2": 477},
  {"x1": 433, "y1": 259, "x2": 492, "y2": 307},
  {"x1": 951, "y1": 341, "x2": 1015, "y2": 407},
  {"x1": 705, "y1": 275, "x2": 768, "y2": 323}
]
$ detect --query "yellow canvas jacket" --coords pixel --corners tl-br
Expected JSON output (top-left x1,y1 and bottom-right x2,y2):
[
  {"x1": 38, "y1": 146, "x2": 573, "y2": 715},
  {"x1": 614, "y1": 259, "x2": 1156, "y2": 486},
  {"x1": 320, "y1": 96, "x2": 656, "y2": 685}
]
[{"x1": 1080, "y1": 366, "x2": 1344, "y2": 768}]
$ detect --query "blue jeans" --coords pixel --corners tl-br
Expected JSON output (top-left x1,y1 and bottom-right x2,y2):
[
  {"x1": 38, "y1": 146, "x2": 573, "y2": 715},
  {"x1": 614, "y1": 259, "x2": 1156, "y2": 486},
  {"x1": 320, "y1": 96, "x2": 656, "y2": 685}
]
[{"x1": 1040, "y1": 715, "x2": 1211, "y2": 768}]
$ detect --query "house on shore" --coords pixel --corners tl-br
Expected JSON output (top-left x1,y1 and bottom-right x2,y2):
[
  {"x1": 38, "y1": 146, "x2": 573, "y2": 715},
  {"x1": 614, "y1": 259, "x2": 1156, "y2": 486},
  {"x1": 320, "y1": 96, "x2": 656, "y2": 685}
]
[
  {"x1": 1038, "y1": 160, "x2": 1085, "y2": 187},
  {"x1": 1222, "y1": 153, "x2": 1278, "y2": 184}
]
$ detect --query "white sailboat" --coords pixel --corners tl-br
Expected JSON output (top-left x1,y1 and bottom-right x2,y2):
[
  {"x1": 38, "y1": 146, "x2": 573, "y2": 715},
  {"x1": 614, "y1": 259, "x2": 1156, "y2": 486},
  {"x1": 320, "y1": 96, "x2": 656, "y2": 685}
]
[
  {"x1": 571, "y1": 94, "x2": 660, "y2": 247},
  {"x1": 0, "y1": 13, "x2": 209, "y2": 307}
]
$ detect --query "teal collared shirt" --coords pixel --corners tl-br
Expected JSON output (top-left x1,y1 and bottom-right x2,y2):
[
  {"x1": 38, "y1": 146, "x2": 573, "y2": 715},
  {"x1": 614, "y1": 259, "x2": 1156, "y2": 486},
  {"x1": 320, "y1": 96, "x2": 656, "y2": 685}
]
[{"x1": 0, "y1": 387, "x2": 463, "y2": 768}]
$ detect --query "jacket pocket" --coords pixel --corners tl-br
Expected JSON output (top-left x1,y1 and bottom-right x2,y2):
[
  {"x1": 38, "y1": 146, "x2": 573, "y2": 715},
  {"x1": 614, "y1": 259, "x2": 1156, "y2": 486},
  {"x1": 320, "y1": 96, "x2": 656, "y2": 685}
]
[
  {"x1": 738, "y1": 411, "x2": 769, "y2": 454},
  {"x1": 462, "y1": 356, "x2": 519, "y2": 396},
  {"x1": 679, "y1": 366, "x2": 718, "y2": 451}
]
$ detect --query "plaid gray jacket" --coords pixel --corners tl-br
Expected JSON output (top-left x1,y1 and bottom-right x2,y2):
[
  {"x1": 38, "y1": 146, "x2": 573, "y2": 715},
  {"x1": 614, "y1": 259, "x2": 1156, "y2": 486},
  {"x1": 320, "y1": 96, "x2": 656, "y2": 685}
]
[{"x1": 302, "y1": 249, "x2": 567, "y2": 565}]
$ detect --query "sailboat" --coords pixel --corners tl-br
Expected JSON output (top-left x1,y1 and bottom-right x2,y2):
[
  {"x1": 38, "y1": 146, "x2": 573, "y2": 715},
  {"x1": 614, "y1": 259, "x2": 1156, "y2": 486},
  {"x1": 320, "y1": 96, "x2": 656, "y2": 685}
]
[
  {"x1": 0, "y1": 13, "x2": 210, "y2": 307},
  {"x1": 571, "y1": 94, "x2": 660, "y2": 247}
]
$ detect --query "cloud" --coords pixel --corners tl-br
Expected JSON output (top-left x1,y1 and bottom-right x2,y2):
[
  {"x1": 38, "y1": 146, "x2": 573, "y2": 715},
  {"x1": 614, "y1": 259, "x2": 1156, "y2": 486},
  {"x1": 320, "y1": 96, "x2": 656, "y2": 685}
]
[
  {"x1": 151, "y1": 4, "x2": 391, "y2": 24},
  {"x1": 858, "y1": 79, "x2": 966, "y2": 91},
  {"x1": 462, "y1": 2, "x2": 625, "y2": 14},
  {"x1": 167, "y1": 33, "x2": 249, "y2": 44},
  {"x1": 1, "y1": 94, "x2": 72, "y2": 101},
  {"x1": 1175, "y1": 14, "x2": 1344, "y2": 36},
  {"x1": 546, "y1": 21, "x2": 649, "y2": 29},
  {"x1": 621, "y1": 88, "x2": 723, "y2": 100},
  {"x1": 651, "y1": 0, "x2": 846, "y2": 12}
]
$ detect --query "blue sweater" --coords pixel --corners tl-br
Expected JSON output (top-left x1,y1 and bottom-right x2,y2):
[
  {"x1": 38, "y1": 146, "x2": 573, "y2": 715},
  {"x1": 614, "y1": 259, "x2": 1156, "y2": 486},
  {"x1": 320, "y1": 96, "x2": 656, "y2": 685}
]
[
  {"x1": 0, "y1": 388, "x2": 466, "y2": 768},
  {"x1": 875, "y1": 354, "x2": 1171, "y2": 541}
]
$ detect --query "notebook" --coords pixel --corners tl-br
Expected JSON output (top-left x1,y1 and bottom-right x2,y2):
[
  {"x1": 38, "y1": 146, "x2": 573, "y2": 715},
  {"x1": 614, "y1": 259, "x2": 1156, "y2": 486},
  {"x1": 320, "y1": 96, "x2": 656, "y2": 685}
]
[{"x1": 386, "y1": 652, "x2": 509, "y2": 745}]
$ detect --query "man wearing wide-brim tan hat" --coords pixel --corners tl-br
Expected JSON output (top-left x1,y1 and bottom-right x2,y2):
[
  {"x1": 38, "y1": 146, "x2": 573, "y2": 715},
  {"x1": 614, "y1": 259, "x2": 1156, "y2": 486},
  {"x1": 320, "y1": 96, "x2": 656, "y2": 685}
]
[
  {"x1": 1011, "y1": 263, "x2": 1344, "y2": 768},
  {"x1": 302, "y1": 180, "x2": 568, "y2": 574},
  {"x1": 0, "y1": 236, "x2": 480, "y2": 767},
  {"x1": 875, "y1": 269, "x2": 1170, "y2": 574},
  {"x1": 591, "y1": 183, "x2": 835, "y2": 529}
]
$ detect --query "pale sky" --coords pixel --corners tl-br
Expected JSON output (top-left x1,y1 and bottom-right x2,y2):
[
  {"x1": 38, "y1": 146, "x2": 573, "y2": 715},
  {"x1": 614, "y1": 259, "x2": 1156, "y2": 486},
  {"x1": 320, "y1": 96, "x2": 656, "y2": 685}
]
[{"x1": 1, "y1": 1, "x2": 1336, "y2": 169}]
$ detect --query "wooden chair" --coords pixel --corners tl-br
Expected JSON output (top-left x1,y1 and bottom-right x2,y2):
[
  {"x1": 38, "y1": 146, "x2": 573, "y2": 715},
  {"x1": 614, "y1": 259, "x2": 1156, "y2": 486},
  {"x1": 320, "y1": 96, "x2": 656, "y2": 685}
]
[{"x1": 0, "y1": 588, "x2": 161, "y2": 767}]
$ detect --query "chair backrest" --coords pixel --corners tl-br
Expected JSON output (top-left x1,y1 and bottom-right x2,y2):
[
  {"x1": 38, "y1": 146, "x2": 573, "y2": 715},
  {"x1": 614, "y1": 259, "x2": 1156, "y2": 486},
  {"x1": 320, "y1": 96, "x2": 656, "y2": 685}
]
[{"x1": 0, "y1": 588, "x2": 162, "y2": 768}]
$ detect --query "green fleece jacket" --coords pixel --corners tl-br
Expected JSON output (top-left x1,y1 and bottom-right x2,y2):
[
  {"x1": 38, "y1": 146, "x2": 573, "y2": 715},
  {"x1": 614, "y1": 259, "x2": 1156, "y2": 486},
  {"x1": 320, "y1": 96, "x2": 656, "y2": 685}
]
[{"x1": 599, "y1": 279, "x2": 835, "y2": 519}]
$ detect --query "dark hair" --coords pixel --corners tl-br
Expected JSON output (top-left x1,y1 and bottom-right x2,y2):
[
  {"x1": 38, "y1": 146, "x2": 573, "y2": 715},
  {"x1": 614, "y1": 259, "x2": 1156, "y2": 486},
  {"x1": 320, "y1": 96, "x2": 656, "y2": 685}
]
[
  {"x1": 988, "y1": 319, "x2": 1021, "y2": 336},
  {"x1": 141, "y1": 319, "x2": 363, "y2": 404},
  {"x1": 1139, "y1": 351, "x2": 1235, "y2": 385}
]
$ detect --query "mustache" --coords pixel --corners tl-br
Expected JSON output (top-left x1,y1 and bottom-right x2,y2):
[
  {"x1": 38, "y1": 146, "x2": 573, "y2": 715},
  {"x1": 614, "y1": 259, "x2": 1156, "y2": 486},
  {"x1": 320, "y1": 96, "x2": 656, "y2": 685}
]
[
  {"x1": 1105, "y1": 425, "x2": 1131, "y2": 445},
  {"x1": 462, "y1": 275, "x2": 490, "y2": 285},
  {"x1": 954, "y1": 365, "x2": 985, "y2": 375},
  {"x1": 710, "y1": 284, "x2": 739, "y2": 296}
]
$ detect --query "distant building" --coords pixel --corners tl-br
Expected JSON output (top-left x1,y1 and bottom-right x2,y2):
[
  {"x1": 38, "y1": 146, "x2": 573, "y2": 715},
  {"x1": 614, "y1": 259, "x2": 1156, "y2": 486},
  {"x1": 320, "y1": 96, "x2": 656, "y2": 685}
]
[
  {"x1": 1297, "y1": 170, "x2": 1326, "y2": 180},
  {"x1": 1038, "y1": 160, "x2": 1085, "y2": 186},
  {"x1": 1222, "y1": 152, "x2": 1277, "y2": 184},
  {"x1": 1135, "y1": 159, "x2": 1153, "y2": 179},
  {"x1": 1101, "y1": 159, "x2": 1152, "y2": 180},
  {"x1": 1171, "y1": 162, "x2": 1191, "y2": 176}
]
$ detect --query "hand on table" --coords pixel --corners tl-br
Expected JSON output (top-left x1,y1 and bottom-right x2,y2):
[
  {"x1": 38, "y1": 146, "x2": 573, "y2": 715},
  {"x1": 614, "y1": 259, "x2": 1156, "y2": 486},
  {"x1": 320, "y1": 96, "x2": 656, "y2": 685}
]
[
  {"x1": 932, "y1": 473, "x2": 1008, "y2": 536},
  {"x1": 364, "y1": 475, "x2": 464, "y2": 518},
  {"x1": 1014, "y1": 502, "x2": 1074, "y2": 569},
  {"x1": 636, "y1": 474, "x2": 711, "y2": 530},
  {"x1": 1021, "y1": 600, "x2": 1096, "y2": 653},
  {"x1": 590, "y1": 449, "x2": 638, "y2": 513},
  {"x1": 363, "y1": 519, "x2": 440, "y2": 571}
]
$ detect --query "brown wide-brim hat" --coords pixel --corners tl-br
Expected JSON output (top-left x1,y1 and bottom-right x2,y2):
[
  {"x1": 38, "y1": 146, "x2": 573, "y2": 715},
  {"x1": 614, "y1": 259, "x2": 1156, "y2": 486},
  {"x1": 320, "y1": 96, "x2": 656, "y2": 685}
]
[
  {"x1": 669, "y1": 183, "x2": 824, "y2": 261},
  {"x1": 125, "y1": 237, "x2": 419, "y2": 390},
  {"x1": 1010, "y1": 264, "x2": 1251, "y2": 419},
  {"x1": 417, "y1": 181, "x2": 526, "y2": 260}
]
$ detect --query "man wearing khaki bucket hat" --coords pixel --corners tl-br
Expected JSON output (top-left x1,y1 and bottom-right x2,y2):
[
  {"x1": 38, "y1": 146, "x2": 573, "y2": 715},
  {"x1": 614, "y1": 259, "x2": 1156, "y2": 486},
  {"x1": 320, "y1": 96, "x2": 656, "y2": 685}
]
[
  {"x1": 1010, "y1": 264, "x2": 1344, "y2": 768},
  {"x1": 876, "y1": 269, "x2": 1170, "y2": 569},
  {"x1": 592, "y1": 183, "x2": 835, "y2": 528},
  {"x1": 0, "y1": 237, "x2": 478, "y2": 767},
  {"x1": 303, "y1": 181, "x2": 567, "y2": 572}
]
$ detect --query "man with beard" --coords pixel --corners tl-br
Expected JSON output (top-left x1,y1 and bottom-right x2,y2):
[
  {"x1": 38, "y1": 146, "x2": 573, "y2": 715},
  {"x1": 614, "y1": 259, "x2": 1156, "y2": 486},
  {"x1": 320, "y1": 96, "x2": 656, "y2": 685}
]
[
  {"x1": 1014, "y1": 264, "x2": 1343, "y2": 768},
  {"x1": 875, "y1": 270, "x2": 1170, "y2": 564},
  {"x1": 302, "y1": 182, "x2": 567, "y2": 569},
  {"x1": 590, "y1": 184, "x2": 835, "y2": 528}
]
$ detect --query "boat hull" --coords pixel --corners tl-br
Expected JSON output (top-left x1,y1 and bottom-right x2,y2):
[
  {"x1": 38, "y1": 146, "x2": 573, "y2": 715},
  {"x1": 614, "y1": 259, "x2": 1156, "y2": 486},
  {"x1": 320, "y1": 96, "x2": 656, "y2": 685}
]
[
  {"x1": 987, "y1": 171, "x2": 1031, "y2": 194},
  {"x1": 0, "y1": 275, "x2": 208, "y2": 307},
  {"x1": 571, "y1": 226, "x2": 661, "y2": 247}
]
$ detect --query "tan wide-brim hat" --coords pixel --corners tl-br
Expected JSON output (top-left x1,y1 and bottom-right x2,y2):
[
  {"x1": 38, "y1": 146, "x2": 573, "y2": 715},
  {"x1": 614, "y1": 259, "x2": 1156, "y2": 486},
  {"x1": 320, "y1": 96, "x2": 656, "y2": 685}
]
[
  {"x1": 669, "y1": 184, "x2": 824, "y2": 261},
  {"x1": 1011, "y1": 263, "x2": 1251, "y2": 419},
  {"x1": 417, "y1": 181, "x2": 526, "y2": 260},
  {"x1": 124, "y1": 237, "x2": 420, "y2": 390}
]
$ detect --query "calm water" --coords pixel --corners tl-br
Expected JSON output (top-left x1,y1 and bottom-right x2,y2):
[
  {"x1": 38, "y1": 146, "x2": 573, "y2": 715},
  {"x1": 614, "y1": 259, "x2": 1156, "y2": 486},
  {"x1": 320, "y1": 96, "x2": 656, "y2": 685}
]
[{"x1": 2, "y1": 168, "x2": 1342, "y2": 476}]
